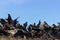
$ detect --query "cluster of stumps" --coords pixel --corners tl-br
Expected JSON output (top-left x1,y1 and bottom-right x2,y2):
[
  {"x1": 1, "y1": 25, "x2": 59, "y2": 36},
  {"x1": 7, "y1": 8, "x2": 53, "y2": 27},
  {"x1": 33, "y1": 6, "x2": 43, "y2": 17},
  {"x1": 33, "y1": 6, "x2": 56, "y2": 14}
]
[{"x1": 0, "y1": 14, "x2": 60, "y2": 39}]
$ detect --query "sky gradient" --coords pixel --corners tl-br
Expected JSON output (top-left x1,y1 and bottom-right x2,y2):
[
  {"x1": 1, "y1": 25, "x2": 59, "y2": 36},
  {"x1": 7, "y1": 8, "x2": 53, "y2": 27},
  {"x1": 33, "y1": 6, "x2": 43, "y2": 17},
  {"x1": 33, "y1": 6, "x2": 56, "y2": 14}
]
[{"x1": 0, "y1": 0, "x2": 60, "y2": 25}]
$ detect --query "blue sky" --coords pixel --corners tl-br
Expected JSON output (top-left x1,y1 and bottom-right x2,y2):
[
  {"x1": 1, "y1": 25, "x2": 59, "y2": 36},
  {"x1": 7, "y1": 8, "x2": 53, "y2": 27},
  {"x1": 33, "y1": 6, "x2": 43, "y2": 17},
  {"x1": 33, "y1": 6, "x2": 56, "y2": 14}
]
[{"x1": 0, "y1": 0, "x2": 60, "y2": 25}]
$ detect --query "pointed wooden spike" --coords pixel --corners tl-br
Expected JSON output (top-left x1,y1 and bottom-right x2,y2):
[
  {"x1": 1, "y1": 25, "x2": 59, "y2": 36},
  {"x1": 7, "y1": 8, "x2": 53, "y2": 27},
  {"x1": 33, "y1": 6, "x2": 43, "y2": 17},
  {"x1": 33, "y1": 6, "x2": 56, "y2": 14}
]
[
  {"x1": 0, "y1": 18, "x2": 6, "y2": 26},
  {"x1": 14, "y1": 17, "x2": 19, "y2": 21},
  {"x1": 5, "y1": 14, "x2": 11, "y2": 20},
  {"x1": 43, "y1": 21, "x2": 47, "y2": 24},
  {"x1": 23, "y1": 22, "x2": 27, "y2": 29},
  {"x1": 39, "y1": 20, "x2": 41, "y2": 24},
  {"x1": 23, "y1": 22, "x2": 27, "y2": 26},
  {"x1": 7, "y1": 14, "x2": 12, "y2": 24},
  {"x1": 13, "y1": 17, "x2": 19, "y2": 26},
  {"x1": 34, "y1": 23, "x2": 36, "y2": 26},
  {"x1": 36, "y1": 20, "x2": 41, "y2": 28}
]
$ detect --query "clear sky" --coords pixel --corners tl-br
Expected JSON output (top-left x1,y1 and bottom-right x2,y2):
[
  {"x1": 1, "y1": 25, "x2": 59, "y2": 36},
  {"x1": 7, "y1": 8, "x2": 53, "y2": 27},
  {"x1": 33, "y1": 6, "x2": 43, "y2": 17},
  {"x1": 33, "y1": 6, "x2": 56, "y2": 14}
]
[{"x1": 0, "y1": 0, "x2": 60, "y2": 25}]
